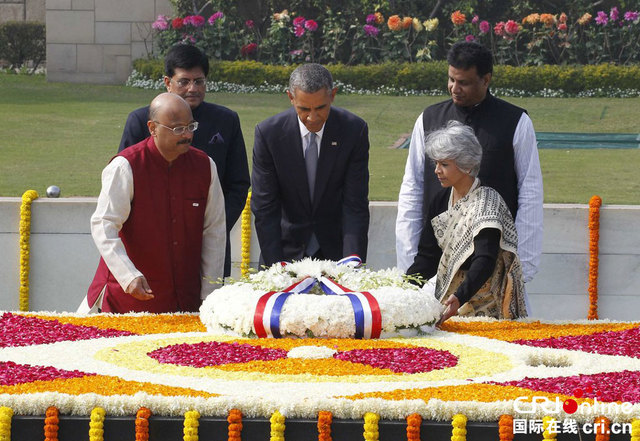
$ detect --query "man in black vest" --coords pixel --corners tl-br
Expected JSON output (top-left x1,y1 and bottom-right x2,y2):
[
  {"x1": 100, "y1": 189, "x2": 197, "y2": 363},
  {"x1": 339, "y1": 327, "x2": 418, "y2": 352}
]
[{"x1": 396, "y1": 42, "x2": 543, "y2": 312}]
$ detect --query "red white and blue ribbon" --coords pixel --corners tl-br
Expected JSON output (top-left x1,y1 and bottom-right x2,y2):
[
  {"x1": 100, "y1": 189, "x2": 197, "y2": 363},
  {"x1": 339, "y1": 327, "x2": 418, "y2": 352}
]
[
  {"x1": 318, "y1": 276, "x2": 381, "y2": 339},
  {"x1": 337, "y1": 255, "x2": 362, "y2": 268},
  {"x1": 253, "y1": 276, "x2": 316, "y2": 338}
]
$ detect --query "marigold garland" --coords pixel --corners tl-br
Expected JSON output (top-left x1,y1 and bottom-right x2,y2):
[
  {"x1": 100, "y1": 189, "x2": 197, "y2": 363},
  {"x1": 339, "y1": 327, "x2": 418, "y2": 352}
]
[
  {"x1": 498, "y1": 414, "x2": 514, "y2": 441},
  {"x1": 451, "y1": 413, "x2": 467, "y2": 441},
  {"x1": 406, "y1": 413, "x2": 422, "y2": 441},
  {"x1": 0, "y1": 406, "x2": 13, "y2": 441},
  {"x1": 270, "y1": 410, "x2": 285, "y2": 441},
  {"x1": 631, "y1": 419, "x2": 640, "y2": 441},
  {"x1": 594, "y1": 416, "x2": 610, "y2": 441},
  {"x1": 240, "y1": 191, "x2": 252, "y2": 278},
  {"x1": 228, "y1": 408, "x2": 243, "y2": 441},
  {"x1": 19, "y1": 189, "x2": 39, "y2": 311},
  {"x1": 183, "y1": 410, "x2": 200, "y2": 441},
  {"x1": 135, "y1": 407, "x2": 152, "y2": 441},
  {"x1": 542, "y1": 416, "x2": 557, "y2": 441},
  {"x1": 318, "y1": 411, "x2": 333, "y2": 441},
  {"x1": 89, "y1": 407, "x2": 106, "y2": 441},
  {"x1": 587, "y1": 195, "x2": 602, "y2": 320},
  {"x1": 44, "y1": 406, "x2": 59, "y2": 441},
  {"x1": 363, "y1": 412, "x2": 380, "y2": 441}
]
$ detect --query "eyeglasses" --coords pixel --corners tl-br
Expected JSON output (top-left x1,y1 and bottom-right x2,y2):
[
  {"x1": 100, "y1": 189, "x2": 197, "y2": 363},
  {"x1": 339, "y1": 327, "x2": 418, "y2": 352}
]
[
  {"x1": 171, "y1": 78, "x2": 206, "y2": 88},
  {"x1": 154, "y1": 121, "x2": 199, "y2": 136}
]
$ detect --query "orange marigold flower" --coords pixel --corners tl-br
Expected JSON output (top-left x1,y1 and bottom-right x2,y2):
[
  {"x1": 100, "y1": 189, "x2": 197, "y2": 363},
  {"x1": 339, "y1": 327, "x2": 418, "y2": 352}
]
[
  {"x1": 522, "y1": 13, "x2": 540, "y2": 25},
  {"x1": 402, "y1": 16, "x2": 413, "y2": 29},
  {"x1": 578, "y1": 13, "x2": 592, "y2": 25},
  {"x1": 387, "y1": 15, "x2": 403, "y2": 31},
  {"x1": 451, "y1": 10, "x2": 466, "y2": 26},
  {"x1": 540, "y1": 13, "x2": 556, "y2": 27},
  {"x1": 374, "y1": 12, "x2": 384, "y2": 24}
]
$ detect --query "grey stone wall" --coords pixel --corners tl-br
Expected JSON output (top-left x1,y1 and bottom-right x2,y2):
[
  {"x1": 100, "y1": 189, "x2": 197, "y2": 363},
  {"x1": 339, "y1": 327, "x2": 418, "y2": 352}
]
[
  {"x1": 0, "y1": 0, "x2": 44, "y2": 23},
  {"x1": 46, "y1": 0, "x2": 171, "y2": 84}
]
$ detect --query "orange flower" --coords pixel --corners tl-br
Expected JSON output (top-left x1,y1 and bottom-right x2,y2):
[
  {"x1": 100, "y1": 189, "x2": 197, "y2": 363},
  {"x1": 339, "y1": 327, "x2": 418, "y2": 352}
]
[
  {"x1": 387, "y1": 14, "x2": 402, "y2": 31},
  {"x1": 595, "y1": 416, "x2": 610, "y2": 441},
  {"x1": 402, "y1": 16, "x2": 413, "y2": 29},
  {"x1": 44, "y1": 406, "x2": 59, "y2": 441},
  {"x1": 540, "y1": 13, "x2": 556, "y2": 27},
  {"x1": 374, "y1": 12, "x2": 384, "y2": 24},
  {"x1": 135, "y1": 407, "x2": 151, "y2": 441},
  {"x1": 499, "y1": 415, "x2": 514, "y2": 441},
  {"x1": 406, "y1": 414, "x2": 422, "y2": 441},
  {"x1": 228, "y1": 409, "x2": 242, "y2": 441},
  {"x1": 578, "y1": 13, "x2": 592, "y2": 25},
  {"x1": 451, "y1": 10, "x2": 466, "y2": 26},
  {"x1": 318, "y1": 411, "x2": 332, "y2": 441},
  {"x1": 588, "y1": 195, "x2": 602, "y2": 320},
  {"x1": 522, "y1": 13, "x2": 540, "y2": 25}
]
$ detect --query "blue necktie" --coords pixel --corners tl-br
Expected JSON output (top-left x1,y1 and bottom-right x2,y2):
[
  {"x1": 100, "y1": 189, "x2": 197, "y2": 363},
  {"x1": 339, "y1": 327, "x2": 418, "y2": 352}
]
[{"x1": 305, "y1": 132, "x2": 320, "y2": 256}]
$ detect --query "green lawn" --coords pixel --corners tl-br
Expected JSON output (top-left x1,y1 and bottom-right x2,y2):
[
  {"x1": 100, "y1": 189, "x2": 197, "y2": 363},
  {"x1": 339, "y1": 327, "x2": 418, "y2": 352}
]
[{"x1": 1, "y1": 74, "x2": 639, "y2": 204}]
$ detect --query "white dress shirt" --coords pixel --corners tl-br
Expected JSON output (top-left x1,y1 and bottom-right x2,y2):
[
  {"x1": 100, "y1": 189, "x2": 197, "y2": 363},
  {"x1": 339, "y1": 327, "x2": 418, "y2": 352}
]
[
  {"x1": 297, "y1": 118, "x2": 325, "y2": 154},
  {"x1": 396, "y1": 111, "x2": 544, "y2": 284},
  {"x1": 90, "y1": 156, "x2": 226, "y2": 300}
]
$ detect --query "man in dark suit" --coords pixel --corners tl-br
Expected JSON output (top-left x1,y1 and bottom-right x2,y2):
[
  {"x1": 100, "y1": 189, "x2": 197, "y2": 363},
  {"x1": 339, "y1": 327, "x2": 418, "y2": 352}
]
[
  {"x1": 251, "y1": 63, "x2": 370, "y2": 266},
  {"x1": 119, "y1": 44, "x2": 249, "y2": 277}
]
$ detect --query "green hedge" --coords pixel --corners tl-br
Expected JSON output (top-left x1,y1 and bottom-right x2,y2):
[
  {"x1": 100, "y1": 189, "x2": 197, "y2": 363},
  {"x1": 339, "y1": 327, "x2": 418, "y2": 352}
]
[
  {"x1": 133, "y1": 58, "x2": 640, "y2": 93},
  {"x1": 0, "y1": 21, "x2": 45, "y2": 72}
]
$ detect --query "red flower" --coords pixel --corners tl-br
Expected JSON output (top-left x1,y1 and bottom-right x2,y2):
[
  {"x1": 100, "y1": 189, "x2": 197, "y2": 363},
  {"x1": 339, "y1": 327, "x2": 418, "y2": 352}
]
[
  {"x1": 172, "y1": 17, "x2": 184, "y2": 29},
  {"x1": 304, "y1": 19, "x2": 318, "y2": 32},
  {"x1": 245, "y1": 19, "x2": 254, "y2": 29},
  {"x1": 494, "y1": 21, "x2": 505, "y2": 36},
  {"x1": 505, "y1": 20, "x2": 519, "y2": 35},
  {"x1": 293, "y1": 16, "x2": 305, "y2": 26},
  {"x1": 241, "y1": 43, "x2": 258, "y2": 56},
  {"x1": 294, "y1": 25, "x2": 305, "y2": 37},
  {"x1": 558, "y1": 22, "x2": 568, "y2": 31}
]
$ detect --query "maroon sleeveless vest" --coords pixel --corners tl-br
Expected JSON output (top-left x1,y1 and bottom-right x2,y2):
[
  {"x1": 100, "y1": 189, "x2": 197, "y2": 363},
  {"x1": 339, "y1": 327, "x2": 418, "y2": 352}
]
[{"x1": 87, "y1": 136, "x2": 211, "y2": 312}]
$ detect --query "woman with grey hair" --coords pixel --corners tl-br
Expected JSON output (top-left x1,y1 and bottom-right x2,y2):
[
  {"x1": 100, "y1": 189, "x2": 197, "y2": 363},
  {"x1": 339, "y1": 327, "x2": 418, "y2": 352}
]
[{"x1": 407, "y1": 121, "x2": 527, "y2": 324}]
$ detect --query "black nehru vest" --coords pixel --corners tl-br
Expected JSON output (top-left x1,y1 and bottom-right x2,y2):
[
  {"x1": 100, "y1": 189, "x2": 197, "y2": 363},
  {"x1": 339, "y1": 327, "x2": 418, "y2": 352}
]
[{"x1": 422, "y1": 92, "x2": 524, "y2": 220}]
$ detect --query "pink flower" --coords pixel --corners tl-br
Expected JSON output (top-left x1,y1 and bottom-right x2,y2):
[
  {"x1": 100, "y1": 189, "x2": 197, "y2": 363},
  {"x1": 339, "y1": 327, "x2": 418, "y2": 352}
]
[
  {"x1": 245, "y1": 19, "x2": 254, "y2": 28},
  {"x1": 610, "y1": 6, "x2": 619, "y2": 21},
  {"x1": 289, "y1": 49, "x2": 303, "y2": 56},
  {"x1": 505, "y1": 19, "x2": 519, "y2": 35},
  {"x1": 624, "y1": 11, "x2": 639, "y2": 22},
  {"x1": 294, "y1": 25, "x2": 305, "y2": 37},
  {"x1": 479, "y1": 20, "x2": 490, "y2": 34},
  {"x1": 595, "y1": 11, "x2": 608, "y2": 25},
  {"x1": 293, "y1": 16, "x2": 305, "y2": 26},
  {"x1": 208, "y1": 11, "x2": 224, "y2": 25},
  {"x1": 171, "y1": 17, "x2": 184, "y2": 29},
  {"x1": 366, "y1": 14, "x2": 377, "y2": 24},
  {"x1": 152, "y1": 15, "x2": 169, "y2": 31},
  {"x1": 471, "y1": 15, "x2": 479, "y2": 24},
  {"x1": 363, "y1": 24, "x2": 379, "y2": 37},
  {"x1": 304, "y1": 19, "x2": 318, "y2": 31},
  {"x1": 493, "y1": 21, "x2": 505, "y2": 36},
  {"x1": 465, "y1": 34, "x2": 475, "y2": 42},
  {"x1": 183, "y1": 15, "x2": 205, "y2": 27},
  {"x1": 558, "y1": 22, "x2": 568, "y2": 31}
]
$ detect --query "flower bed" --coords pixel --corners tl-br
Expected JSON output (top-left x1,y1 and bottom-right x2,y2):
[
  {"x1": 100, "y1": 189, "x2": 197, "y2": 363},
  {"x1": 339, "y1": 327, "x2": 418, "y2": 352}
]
[{"x1": 1, "y1": 311, "x2": 640, "y2": 430}]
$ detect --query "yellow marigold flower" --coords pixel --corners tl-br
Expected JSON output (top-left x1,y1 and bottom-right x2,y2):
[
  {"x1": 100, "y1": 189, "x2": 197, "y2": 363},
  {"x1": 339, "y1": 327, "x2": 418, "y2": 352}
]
[
  {"x1": 374, "y1": 12, "x2": 384, "y2": 24},
  {"x1": 402, "y1": 16, "x2": 413, "y2": 29},
  {"x1": 412, "y1": 17, "x2": 423, "y2": 32},
  {"x1": 578, "y1": 13, "x2": 592, "y2": 25},
  {"x1": 522, "y1": 13, "x2": 540, "y2": 25},
  {"x1": 451, "y1": 10, "x2": 466, "y2": 26},
  {"x1": 387, "y1": 14, "x2": 402, "y2": 31},
  {"x1": 423, "y1": 18, "x2": 439, "y2": 32}
]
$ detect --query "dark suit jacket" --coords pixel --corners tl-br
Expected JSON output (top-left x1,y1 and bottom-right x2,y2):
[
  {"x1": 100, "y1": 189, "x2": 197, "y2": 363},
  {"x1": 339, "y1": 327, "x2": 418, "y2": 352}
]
[
  {"x1": 251, "y1": 106, "x2": 370, "y2": 266},
  {"x1": 119, "y1": 101, "x2": 250, "y2": 276}
]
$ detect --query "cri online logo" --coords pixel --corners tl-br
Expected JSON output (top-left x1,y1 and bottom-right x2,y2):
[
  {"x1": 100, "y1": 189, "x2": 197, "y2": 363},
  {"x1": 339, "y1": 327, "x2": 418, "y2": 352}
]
[{"x1": 514, "y1": 387, "x2": 633, "y2": 415}]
